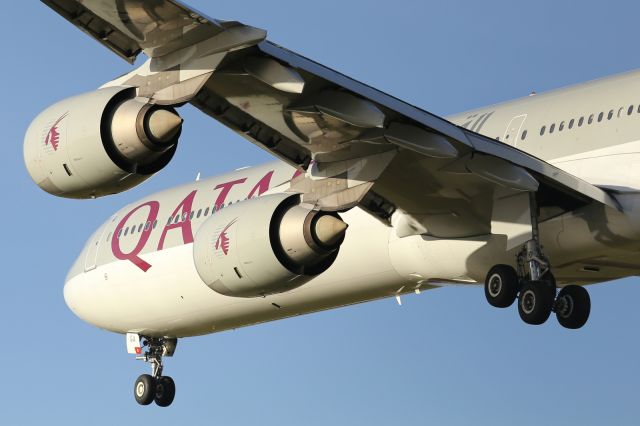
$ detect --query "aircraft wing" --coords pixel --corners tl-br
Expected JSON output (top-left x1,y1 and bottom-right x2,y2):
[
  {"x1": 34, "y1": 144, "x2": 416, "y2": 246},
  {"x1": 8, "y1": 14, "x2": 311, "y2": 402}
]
[{"x1": 42, "y1": 0, "x2": 620, "y2": 238}]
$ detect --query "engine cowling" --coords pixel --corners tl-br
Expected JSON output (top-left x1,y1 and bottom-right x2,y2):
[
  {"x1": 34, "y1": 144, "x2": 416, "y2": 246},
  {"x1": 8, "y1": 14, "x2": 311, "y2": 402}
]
[
  {"x1": 24, "y1": 86, "x2": 182, "y2": 199},
  {"x1": 193, "y1": 193, "x2": 348, "y2": 298}
]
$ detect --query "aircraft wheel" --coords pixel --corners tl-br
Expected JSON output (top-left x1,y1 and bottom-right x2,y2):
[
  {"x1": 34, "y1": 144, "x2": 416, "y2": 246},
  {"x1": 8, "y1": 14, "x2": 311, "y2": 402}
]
[
  {"x1": 556, "y1": 285, "x2": 590, "y2": 329},
  {"x1": 484, "y1": 265, "x2": 519, "y2": 308},
  {"x1": 154, "y1": 376, "x2": 176, "y2": 407},
  {"x1": 134, "y1": 374, "x2": 156, "y2": 406},
  {"x1": 518, "y1": 281, "x2": 553, "y2": 325}
]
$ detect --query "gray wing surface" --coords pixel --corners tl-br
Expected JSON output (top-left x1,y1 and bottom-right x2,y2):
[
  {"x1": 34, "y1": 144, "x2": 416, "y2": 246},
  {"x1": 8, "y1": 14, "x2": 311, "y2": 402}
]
[{"x1": 41, "y1": 0, "x2": 620, "y2": 238}]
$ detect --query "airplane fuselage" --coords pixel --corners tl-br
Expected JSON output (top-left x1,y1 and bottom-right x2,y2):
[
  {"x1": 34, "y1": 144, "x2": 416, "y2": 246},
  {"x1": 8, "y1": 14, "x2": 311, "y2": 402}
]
[{"x1": 63, "y1": 69, "x2": 640, "y2": 338}]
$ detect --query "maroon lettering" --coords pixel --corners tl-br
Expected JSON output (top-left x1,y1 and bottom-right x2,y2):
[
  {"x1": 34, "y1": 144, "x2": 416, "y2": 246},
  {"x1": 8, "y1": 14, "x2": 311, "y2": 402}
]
[
  {"x1": 247, "y1": 171, "x2": 273, "y2": 199},
  {"x1": 157, "y1": 190, "x2": 197, "y2": 251},
  {"x1": 111, "y1": 201, "x2": 159, "y2": 272},
  {"x1": 213, "y1": 178, "x2": 246, "y2": 209},
  {"x1": 291, "y1": 168, "x2": 304, "y2": 180}
]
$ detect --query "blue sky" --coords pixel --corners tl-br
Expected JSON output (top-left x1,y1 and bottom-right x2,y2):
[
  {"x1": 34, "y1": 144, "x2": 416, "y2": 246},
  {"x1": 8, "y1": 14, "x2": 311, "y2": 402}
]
[{"x1": 2, "y1": 1, "x2": 640, "y2": 424}]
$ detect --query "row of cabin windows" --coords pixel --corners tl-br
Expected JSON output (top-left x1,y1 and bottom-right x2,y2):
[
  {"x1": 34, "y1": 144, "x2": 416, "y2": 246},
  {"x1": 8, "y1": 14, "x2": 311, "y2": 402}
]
[
  {"x1": 536, "y1": 104, "x2": 639, "y2": 138},
  {"x1": 116, "y1": 201, "x2": 239, "y2": 239}
]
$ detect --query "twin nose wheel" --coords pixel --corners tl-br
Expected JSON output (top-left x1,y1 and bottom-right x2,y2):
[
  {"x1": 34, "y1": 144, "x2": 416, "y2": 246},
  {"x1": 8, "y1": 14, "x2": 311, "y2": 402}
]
[
  {"x1": 134, "y1": 374, "x2": 176, "y2": 407},
  {"x1": 484, "y1": 264, "x2": 590, "y2": 329}
]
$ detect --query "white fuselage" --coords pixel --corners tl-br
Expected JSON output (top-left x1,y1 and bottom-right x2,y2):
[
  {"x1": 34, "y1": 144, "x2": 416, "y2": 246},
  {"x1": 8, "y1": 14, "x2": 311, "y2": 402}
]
[{"x1": 65, "y1": 70, "x2": 640, "y2": 337}]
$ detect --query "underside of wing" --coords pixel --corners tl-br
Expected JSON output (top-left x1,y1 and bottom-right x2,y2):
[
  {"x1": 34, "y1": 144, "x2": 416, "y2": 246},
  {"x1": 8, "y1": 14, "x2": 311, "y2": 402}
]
[
  {"x1": 41, "y1": 0, "x2": 620, "y2": 238},
  {"x1": 188, "y1": 42, "x2": 620, "y2": 237}
]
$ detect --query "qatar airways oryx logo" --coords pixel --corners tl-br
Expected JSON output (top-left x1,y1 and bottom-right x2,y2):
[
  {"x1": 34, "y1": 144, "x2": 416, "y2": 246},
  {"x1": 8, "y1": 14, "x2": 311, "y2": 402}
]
[
  {"x1": 214, "y1": 218, "x2": 237, "y2": 256},
  {"x1": 44, "y1": 112, "x2": 68, "y2": 151}
]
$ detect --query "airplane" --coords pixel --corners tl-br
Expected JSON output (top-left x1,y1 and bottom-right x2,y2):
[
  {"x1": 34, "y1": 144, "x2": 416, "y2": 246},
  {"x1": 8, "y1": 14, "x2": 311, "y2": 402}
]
[{"x1": 24, "y1": 0, "x2": 640, "y2": 407}]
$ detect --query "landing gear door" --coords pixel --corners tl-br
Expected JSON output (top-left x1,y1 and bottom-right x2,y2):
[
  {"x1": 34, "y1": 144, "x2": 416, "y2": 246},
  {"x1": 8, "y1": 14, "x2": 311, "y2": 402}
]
[
  {"x1": 503, "y1": 114, "x2": 527, "y2": 146},
  {"x1": 126, "y1": 333, "x2": 142, "y2": 355}
]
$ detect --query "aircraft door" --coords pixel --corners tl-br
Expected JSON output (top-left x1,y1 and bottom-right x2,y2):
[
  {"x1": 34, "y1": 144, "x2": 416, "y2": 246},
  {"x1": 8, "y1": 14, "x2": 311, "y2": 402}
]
[
  {"x1": 503, "y1": 114, "x2": 527, "y2": 146},
  {"x1": 84, "y1": 216, "x2": 115, "y2": 271},
  {"x1": 84, "y1": 228, "x2": 102, "y2": 272}
]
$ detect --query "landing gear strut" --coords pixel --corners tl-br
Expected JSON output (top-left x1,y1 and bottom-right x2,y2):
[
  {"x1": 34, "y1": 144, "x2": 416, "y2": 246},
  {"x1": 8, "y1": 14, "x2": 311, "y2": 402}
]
[
  {"x1": 131, "y1": 336, "x2": 177, "y2": 407},
  {"x1": 484, "y1": 192, "x2": 591, "y2": 328}
]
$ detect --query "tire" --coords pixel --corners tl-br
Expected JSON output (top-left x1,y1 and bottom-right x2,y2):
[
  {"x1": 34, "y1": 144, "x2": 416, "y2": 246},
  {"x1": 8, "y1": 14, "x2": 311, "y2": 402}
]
[
  {"x1": 518, "y1": 281, "x2": 553, "y2": 325},
  {"x1": 134, "y1": 374, "x2": 156, "y2": 406},
  {"x1": 484, "y1": 265, "x2": 519, "y2": 308},
  {"x1": 556, "y1": 285, "x2": 590, "y2": 329},
  {"x1": 154, "y1": 376, "x2": 176, "y2": 407}
]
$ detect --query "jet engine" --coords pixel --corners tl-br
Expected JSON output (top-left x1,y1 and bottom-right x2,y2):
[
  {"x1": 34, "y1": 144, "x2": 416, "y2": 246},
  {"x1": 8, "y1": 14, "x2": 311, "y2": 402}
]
[
  {"x1": 24, "y1": 86, "x2": 182, "y2": 199},
  {"x1": 193, "y1": 193, "x2": 348, "y2": 298}
]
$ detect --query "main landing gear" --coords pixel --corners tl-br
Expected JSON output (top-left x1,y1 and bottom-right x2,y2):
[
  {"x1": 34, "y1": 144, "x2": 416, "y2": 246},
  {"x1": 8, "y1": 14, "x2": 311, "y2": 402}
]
[
  {"x1": 129, "y1": 335, "x2": 178, "y2": 407},
  {"x1": 484, "y1": 193, "x2": 591, "y2": 329}
]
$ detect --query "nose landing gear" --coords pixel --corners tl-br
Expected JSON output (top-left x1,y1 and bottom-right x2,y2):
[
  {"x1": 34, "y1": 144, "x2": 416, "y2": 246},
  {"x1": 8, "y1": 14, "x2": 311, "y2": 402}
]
[
  {"x1": 483, "y1": 193, "x2": 591, "y2": 329},
  {"x1": 128, "y1": 335, "x2": 177, "y2": 407}
]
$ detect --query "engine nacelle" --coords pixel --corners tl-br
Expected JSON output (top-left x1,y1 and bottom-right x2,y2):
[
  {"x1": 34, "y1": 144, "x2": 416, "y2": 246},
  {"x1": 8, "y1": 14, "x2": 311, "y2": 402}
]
[
  {"x1": 24, "y1": 86, "x2": 182, "y2": 199},
  {"x1": 193, "y1": 193, "x2": 348, "y2": 298}
]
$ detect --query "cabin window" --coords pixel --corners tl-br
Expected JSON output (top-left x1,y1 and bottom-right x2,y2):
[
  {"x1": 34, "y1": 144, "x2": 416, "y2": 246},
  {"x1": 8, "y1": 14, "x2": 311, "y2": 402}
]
[
  {"x1": 144, "y1": 222, "x2": 150, "y2": 231},
  {"x1": 569, "y1": 119, "x2": 575, "y2": 129},
  {"x1": 578, "y1": 117, "x2": 584, "y2": 127},
  {"x1": 559, "y1": 121, "x2": 565, "y2": 131},
  {"x1": 628, "y1": 105, "x2": 634, "y2": 115},
  {"x1": 540, "y1": 126, "x2": 546, "y2": 136},
  {"x1": 182, "y1": 212, "x2": 188, "y2": 222},
  {"x1": 550, "y1": 123, "x2": 555, "y2": 133},
  {"x1": 118, "y1": 229, "x2": 122, "y2": 238},
  {"x1": 521, "y1": 130, "x2": 528, "y2": 140},
  {"x1": 197, "y1": 209, "x2": 202, "y2": 219},
  {"x1": 190, "y1": 211, "x2": 195, "y2": 220},
  {"x1": 124, "y1": 227, "x2": 129, "y2": 236},
  {"x1": 618, "y1": 107, "x2": 624, "y2": 118},
  {"x1": 153, "y1": 220, "x2": 158, "y2": 229},
  {"x1": 588, "y1": 114, "x2": 594, "y2": 124},
  {"x1": 204, "y1": 207, "x2": 210, "y2": 216},
  {"x1": 598, "y1": 112, "x2": 604, "y2": 122},
  {"x1": 137, "y1": 224, "x2": 143, "y2": 233},
  {"x1": 167, "y1": 217, "x2": 173, "y2": 225},
  {"x1": 608, "y1": 110, "x2": 614, "y2": 120},
  {"x1": 174, "y1": 216, "x2": 180, "y2": 224}
]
